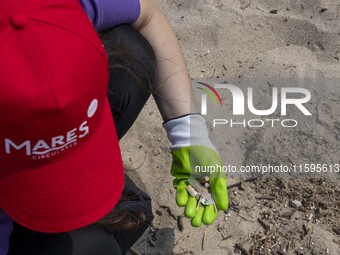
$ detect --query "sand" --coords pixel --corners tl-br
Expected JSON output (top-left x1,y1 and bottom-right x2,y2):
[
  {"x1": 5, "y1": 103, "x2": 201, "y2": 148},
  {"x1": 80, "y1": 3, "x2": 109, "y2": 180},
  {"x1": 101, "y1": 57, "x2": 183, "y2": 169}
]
[{"x1": 121, "y1": 0, "x2": 340, "y2": 254}]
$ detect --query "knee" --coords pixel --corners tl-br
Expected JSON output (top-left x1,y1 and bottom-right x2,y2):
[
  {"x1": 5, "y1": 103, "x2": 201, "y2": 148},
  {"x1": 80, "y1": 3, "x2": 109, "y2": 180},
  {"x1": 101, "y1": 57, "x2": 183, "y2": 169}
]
[{"x1": 70, "y1": 226, "x2": 122, "y2": 255}]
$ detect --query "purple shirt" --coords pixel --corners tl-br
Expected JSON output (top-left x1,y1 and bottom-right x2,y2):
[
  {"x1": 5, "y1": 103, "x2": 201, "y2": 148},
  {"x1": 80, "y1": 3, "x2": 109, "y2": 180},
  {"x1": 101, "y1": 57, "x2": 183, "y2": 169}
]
[
  {"x1": 80, "y1": 0, "x2": 141, "y2": 31},
  {"x1": 0, "y1": 209, "x2": 13, "y2": 255},
  {"x1": 0, "y1": 1, "x2": 141, "y2": 254}
]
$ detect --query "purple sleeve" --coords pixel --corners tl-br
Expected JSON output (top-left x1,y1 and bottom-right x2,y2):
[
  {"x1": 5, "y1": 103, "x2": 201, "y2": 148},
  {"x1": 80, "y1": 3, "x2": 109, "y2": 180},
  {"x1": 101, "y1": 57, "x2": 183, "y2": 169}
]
[
  {"x1": 0, "y1": 209, "x2": 13, "y2": 255},
  {"x1": 80, "y1": 0, "x2": 141, "y2": 31}
]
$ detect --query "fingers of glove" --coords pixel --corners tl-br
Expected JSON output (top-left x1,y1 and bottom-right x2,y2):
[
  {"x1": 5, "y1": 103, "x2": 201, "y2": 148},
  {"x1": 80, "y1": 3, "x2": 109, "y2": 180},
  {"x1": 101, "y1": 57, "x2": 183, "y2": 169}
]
[
  {"x1": 175, "y1": 180, "x2": 188, "y2": 207},
  {"x1": 202, "y1": 205, "x2": 218, "y2": 225},
  {"x1": 210, "y1": 177, "x2": 229, "y2": 211},
  {"x1": 191, "y1": 206, "x2": 204, "y2": 227},
  {"x1": 184, "y1": 195, "x2": 197, "y2": 218}
]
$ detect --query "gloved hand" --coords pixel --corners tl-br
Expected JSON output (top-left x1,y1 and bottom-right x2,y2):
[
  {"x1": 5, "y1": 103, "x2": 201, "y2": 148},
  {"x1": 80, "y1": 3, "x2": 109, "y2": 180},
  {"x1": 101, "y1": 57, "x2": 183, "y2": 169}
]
[{"x1": 163, "y1": 114, "x2": 228, "y2": 227}]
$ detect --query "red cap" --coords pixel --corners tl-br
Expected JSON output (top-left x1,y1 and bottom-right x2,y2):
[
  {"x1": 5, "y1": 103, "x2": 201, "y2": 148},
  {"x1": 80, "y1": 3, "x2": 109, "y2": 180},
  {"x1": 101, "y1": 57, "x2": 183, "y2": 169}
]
[{"x1": 0, "y1": 0, "x2": 124, "y2": 232}]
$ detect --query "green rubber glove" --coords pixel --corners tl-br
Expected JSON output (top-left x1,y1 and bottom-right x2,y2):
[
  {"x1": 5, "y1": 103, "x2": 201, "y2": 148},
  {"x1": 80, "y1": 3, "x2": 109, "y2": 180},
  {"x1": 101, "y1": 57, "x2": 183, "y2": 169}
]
[
  {"x1": 164, "y1": 114, "x2": 228, "y2": 227},
  {"x1": 171, "y1": 146, "x2": 228, "y2": 227}
]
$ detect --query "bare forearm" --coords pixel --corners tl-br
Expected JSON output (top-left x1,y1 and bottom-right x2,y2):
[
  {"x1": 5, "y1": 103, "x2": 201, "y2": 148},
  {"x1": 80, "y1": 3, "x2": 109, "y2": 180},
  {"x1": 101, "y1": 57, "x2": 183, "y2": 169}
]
[{"x1": 133, "y1": 0, "x2": 198, "y2": 121}]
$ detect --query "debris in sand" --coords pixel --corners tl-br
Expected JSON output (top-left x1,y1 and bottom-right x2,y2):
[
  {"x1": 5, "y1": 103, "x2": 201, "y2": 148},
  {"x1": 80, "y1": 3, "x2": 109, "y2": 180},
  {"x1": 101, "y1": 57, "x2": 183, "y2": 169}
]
[
  {"x1": 177, "y1": 215, "x2": 184, "y2": 232},
  {"x1": 235, "y1": 243, "x2": 251, "y2": 255},
  {"x1": 129, "y1": 247, "x2": 142, "y2": 255},
  {"x1": 256, "y1": 196, "x2": 276, "y2": 200},
  {"x1": 227, "y1": 176, "x2": 260, "y2": 189},
  {"x1": 159, "y1": 205, "x2": 177, "y2": 220},
  {"x1": 202, "y1": 230, "x2": 206, "y2": 251},
  {"x1": 257, "y1": 218, "x2": 270, "y2": 232},
  {"x1": 290, "y1": 200, "x2": 302, "y2": 209}
]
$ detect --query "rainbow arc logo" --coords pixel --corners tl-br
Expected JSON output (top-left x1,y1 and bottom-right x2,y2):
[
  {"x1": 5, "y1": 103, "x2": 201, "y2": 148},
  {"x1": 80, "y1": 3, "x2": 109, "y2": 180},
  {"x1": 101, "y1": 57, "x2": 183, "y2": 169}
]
[{"x1": 196, "y1": 82, "x2": 222, "y2": 115}]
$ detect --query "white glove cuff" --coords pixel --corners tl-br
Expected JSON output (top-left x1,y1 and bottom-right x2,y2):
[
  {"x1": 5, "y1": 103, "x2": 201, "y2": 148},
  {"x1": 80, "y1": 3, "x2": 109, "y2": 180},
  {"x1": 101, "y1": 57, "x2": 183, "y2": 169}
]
[{"x1": 163, "y1": 114, "x2": 218, "y2": 153}]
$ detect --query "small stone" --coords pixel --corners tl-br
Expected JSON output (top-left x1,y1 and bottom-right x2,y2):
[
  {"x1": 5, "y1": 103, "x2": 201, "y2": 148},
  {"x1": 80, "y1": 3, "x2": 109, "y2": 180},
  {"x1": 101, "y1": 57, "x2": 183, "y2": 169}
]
[
  {"x1": 336, "y1": 132, "x2": 340, "y2": 141},
  {"x1": 290, "y1": 200, "x2": 302, "y2": 208}
]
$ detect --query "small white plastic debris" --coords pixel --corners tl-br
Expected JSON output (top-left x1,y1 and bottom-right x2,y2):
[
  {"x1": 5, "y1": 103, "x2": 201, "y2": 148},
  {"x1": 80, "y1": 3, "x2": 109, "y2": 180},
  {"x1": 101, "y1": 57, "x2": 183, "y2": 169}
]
[{"x1": 308, "y1": 213, "x2": 313, "y2": 221}]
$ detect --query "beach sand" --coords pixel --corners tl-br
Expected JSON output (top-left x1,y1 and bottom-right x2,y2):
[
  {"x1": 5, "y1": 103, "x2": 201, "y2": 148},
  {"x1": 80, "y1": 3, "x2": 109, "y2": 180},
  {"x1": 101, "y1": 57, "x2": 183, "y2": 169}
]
[{"x1": 122, "y1": 0, "x2": 340, "y2": 254}]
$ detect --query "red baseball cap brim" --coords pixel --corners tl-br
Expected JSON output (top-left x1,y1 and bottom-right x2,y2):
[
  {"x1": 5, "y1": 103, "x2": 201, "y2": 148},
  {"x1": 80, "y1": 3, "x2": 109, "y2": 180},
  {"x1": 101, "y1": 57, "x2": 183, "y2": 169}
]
[{"x1": 0, "y1": 99, "x2": 124, "y2": 233}]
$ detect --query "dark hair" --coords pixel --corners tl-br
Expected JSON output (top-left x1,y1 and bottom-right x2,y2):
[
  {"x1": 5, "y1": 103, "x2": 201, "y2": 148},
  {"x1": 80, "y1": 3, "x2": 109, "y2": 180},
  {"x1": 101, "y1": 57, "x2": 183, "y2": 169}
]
[
  {"x1": 95, "y1": 26, "x2": 156, "y2": 232},
  {"x1": 96, "y1": 194, "x2": 147, "y2": 232},
  {"x1": 98, "y1": 25, "x2": 157, "y2": 94}
]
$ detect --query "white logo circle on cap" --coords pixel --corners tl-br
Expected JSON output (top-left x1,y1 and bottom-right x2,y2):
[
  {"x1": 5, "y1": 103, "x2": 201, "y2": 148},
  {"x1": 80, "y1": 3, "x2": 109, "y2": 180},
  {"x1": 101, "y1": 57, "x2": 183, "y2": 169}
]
[{"x1": 87, "y1": 99, "x2": 98, "y2": 118}]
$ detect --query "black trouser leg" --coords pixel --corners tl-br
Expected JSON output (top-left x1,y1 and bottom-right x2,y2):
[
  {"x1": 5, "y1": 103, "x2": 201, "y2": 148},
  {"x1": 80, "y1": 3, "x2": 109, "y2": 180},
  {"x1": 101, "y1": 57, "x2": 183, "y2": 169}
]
[{"x1": 9, "y1": 224, "x2": 121, "y2": 255}]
